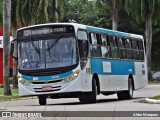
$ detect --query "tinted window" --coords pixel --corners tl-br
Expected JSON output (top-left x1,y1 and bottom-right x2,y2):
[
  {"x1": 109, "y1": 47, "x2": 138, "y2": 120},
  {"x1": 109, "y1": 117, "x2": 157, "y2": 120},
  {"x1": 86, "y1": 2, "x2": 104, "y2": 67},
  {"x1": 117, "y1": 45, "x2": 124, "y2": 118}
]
[
  {"x1": 125, "y1": 39, "x2": 132, "y2": 48},
  {"x1": 101, "y1": 35, "x2": 110, "y2": 46},
  {"x1": 90, "y1": 33, "x2": 101, "y2": 45},
  {"x1": 78, "y1": 31, "x2": 87, "y2": 40},
  {"x1": 138, "y1": 41, "x2": 143, "y2": 50},
  {"x1": 117, "y1": 38, "x2": 125, "y2": 48},
  {"x1": 110, "y1": 36, "x2": 117, "y2": 47},
  {"x1": 91, "y1": 45, "x2": 101, "y2": 57},
  {"x1": 101, "y1": 46, "x2": 111, "y2": 58},
  {"x1": 132, "y1": 40, "x2": 138, "y2": 50}
]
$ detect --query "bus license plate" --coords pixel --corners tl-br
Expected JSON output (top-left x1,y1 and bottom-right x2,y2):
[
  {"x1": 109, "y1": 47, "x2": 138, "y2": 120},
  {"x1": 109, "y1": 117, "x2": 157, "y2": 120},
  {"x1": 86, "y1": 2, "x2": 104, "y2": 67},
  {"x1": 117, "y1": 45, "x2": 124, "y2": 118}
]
[{"x1": 42, "y1": 86, "x2": 52, "y2": 91}]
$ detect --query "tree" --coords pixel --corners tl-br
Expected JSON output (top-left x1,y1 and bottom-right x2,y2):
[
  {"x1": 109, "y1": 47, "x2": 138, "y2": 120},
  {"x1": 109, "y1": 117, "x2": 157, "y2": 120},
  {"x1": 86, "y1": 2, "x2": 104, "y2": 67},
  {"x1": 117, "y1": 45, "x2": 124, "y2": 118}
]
[
  {"x1": 125, "y1": 0, "x2": 160, "y2": 80},
  {"x1": 96, "y1": 0, "x2": 122, "y2": 30},
  {"x1": 3, "y1": 0, "x2": 12, "y2": 95},
  {"x1": 64, "y1": 0, "x2": 99, "y2": 25},
  {"x1": 11, "y1": 0, "x2": 18, "y2": 88}
]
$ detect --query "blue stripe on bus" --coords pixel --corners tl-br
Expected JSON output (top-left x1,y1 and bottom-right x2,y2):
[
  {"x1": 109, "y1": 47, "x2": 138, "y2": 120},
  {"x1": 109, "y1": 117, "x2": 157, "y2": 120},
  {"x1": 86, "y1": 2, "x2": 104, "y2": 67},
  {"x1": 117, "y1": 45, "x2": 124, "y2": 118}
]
[
  {"x1": 86, "y1": 26, "x2": 130, "y2": 37},
  {"x1": 22, "y1": 71, "x2": 73, "y2": 81},
  {"x1": 90, "y1": 58, "x2": 135, "y2": 75}
]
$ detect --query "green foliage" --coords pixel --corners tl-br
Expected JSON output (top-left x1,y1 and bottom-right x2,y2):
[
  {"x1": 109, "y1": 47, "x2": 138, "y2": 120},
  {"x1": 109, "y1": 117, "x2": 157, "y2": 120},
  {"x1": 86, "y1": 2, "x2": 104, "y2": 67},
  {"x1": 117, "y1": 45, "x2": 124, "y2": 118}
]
[
  {"x1": 150, "y1": 95, "x2": 160, "y2": 100},
  {"x1": 0, "y1": 88, "x2": 18, "y2": 95},
  {"x1": 64, "y1": 0, "x2": 98, "y2": 25},
  {"x1": 125, "y1": 0, "x2": 160, "y2": 25}
]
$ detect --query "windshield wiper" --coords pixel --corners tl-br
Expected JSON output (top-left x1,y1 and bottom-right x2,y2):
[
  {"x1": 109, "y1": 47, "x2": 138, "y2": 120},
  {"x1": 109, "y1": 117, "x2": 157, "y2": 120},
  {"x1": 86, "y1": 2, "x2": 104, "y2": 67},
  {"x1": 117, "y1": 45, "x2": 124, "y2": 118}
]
[
  {"x1": 31, "y1": 40, "x2": 41, "y2": 60},
  {"x1": 47, "y1": 39, "x2": 59, "y2": 59}
]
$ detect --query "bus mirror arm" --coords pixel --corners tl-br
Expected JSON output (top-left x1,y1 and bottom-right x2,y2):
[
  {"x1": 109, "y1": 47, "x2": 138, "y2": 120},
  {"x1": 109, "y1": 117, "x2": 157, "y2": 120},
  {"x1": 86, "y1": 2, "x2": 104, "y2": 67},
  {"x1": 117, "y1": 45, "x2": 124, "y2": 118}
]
[{"x1": 10, "y1": 38, "x2": 18, "y2": 60}]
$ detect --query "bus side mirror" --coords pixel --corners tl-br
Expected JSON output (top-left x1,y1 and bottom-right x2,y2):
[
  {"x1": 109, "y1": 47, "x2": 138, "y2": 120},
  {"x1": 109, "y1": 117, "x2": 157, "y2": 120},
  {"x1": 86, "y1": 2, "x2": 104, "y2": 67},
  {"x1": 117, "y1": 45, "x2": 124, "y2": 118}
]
[{"x1": 10, "y1": 39, "x2": 18, "y2": 60}]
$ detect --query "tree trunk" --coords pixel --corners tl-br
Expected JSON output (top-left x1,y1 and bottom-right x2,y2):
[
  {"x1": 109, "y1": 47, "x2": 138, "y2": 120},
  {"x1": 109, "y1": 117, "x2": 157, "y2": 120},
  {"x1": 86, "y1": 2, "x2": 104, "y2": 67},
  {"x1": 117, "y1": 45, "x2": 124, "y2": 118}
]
[
  {"x1": 112, "y1": 8, "x2": 118, "y2": 30},
  {"x1": 108, "y1": 0, "x2": 118, "y2": 30},
  {"x1": 145, "y1": 13, "x2": 152, "y2": 81},
  {"x1": 55, "y1": 0, "x2": 58, "y2": 23},
  {"x1": 12, "y1": 27, "x2": 18, "y2": 89},
  {"x1": 3, "y1": 0, "x2": 12, "y2": 95}
]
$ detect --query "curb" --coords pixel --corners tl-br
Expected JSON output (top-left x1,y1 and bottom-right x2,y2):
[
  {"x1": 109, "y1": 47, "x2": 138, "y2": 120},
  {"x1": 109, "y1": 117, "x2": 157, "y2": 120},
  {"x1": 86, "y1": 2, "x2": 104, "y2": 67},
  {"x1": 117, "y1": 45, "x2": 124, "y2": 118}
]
[{"x1": 145, "y1": 98, "x2": 160, "y2": 104}]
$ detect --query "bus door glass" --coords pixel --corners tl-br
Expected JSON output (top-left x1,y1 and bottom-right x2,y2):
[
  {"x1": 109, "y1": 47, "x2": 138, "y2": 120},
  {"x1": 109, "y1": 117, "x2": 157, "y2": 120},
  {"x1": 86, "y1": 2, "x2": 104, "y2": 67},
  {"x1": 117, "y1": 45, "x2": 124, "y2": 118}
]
[{"x1": 77, "y1": 30, "x2": 89, "y2": 69}]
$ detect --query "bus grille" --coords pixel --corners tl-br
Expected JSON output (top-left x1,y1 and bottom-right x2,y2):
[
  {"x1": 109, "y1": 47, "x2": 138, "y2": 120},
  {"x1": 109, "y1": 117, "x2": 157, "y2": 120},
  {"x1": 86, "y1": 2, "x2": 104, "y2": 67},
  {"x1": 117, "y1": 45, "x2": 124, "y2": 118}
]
[
  {"x1": 34, "y1": 86, "x2": 61, "y2": 93},
  {"x1": 31, "y1": 80, "x2": 63, "y2": 84}
]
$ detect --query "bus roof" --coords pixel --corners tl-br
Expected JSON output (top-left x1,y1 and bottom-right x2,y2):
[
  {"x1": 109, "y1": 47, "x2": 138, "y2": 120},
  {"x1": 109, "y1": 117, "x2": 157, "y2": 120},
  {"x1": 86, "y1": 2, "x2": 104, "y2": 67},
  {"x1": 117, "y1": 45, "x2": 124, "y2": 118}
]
[{"x1": 17, "y1": 23, "x2": 143, "y2": 40}]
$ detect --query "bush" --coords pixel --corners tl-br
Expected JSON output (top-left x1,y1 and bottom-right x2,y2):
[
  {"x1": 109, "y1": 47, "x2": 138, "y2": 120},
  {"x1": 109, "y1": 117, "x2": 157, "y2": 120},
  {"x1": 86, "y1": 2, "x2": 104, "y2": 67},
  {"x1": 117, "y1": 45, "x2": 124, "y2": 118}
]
[{"x1": 0, "y1": 84, "x2": 3, "y2": 88}]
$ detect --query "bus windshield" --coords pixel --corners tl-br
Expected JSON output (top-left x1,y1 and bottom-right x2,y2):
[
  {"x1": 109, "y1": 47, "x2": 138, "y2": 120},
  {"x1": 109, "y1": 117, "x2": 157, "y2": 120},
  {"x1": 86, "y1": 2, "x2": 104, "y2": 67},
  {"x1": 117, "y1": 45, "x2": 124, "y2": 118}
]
[{"x1": 18, "y1": 37, "x2": 78, "y2": 70}]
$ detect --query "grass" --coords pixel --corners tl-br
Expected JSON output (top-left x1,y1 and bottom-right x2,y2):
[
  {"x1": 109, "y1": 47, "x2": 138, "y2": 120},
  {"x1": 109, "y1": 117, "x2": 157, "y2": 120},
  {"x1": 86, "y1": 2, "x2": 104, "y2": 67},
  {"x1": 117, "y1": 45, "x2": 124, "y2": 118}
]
[
  {"x1": 147, "y1": 82, "x2": 160, "y2": 101},
  {"x1": 0, "y1": 88, "x2": 36, "y2": 102},
  {"x1": 0, "y1": 88, "x2": 18, "y2": 95},
  {"x1": 149, "y1": 95, "x2": 160, "y2": 100}
]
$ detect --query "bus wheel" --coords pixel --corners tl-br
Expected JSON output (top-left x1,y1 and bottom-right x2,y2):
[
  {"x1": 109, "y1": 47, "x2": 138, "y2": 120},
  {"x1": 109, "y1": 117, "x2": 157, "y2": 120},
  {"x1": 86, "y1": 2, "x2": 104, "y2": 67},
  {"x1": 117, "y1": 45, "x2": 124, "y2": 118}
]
[
  {"x1": 38, "y1": 95, "x2": 47, "y2": 105},
  {"x1": 79, "y1": 78, "x2": 97, "y2": 103},
  {"x1": 89, "y1": 78, "x2": 97, "y2": 103},
  {"x1": 117, "y1": 78, "x2": 133, "y2": 100}
]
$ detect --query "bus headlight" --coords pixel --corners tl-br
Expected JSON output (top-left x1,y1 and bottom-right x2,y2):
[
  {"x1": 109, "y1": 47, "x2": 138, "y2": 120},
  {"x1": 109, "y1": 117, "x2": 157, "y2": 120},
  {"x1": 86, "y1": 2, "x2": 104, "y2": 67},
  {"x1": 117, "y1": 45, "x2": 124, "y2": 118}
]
[
  {"x1": 64, "y1": 70, "x2": 79, "y2": 83},
  {"x1": 19, "y1": 78, "x2": 31, "y2": 86}
]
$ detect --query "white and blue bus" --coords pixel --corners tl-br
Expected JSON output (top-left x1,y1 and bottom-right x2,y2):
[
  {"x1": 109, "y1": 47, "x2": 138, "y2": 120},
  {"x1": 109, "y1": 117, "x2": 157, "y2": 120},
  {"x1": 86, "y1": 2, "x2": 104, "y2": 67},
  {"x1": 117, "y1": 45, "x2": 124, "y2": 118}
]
[{"x1": 11, "y1": 23, "x2": 148, "y2": 105}]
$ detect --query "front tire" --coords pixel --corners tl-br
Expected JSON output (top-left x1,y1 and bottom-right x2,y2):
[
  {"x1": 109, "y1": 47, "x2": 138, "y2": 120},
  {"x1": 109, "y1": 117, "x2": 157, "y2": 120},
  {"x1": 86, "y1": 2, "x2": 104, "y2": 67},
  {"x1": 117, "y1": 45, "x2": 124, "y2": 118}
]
[
  {"x1": 38, "y1": 95, "x2": 47, "y2": 105},
  {"x1": 117, "y1": 78, "x2": 133, "y2": 100},
  {"x1": 79, "y1": 78, "x2": 97, "y2": 103}
]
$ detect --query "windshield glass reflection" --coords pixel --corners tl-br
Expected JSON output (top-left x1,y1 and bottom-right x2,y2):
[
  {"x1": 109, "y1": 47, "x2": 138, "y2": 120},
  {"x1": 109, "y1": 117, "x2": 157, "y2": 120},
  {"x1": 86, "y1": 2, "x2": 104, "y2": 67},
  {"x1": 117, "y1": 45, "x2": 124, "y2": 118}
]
[{"x1": 18, "y1": 37, "x2": 78, "y2": 70}]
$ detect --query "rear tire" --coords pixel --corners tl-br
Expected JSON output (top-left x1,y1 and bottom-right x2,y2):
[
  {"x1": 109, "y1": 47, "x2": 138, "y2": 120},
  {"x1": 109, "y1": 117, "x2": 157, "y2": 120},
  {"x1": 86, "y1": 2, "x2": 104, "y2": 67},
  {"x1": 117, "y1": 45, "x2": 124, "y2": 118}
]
[
  {"x1": 117, "y1": 78, "x2": 133, "y2": 100},
  {"x1": 38, "y1": 95, "x2": 47, "y2": 105},
  {"x1": 79, "y1": 78, "x2": 97, "y2": 103}
]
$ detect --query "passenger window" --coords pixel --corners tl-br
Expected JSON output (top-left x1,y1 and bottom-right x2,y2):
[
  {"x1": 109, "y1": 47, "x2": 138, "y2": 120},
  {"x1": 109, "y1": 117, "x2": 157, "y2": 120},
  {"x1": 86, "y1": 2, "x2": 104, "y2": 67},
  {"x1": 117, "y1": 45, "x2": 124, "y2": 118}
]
[
  {"x1": 117, "y1": 38, "x2": 125, "y2": 48},
  {"x1": 125, "y1": 39, "x2": 132, "y2": 48},
  {"x1": 134, "y1": 50, "x2": 140, "y2": 60},
  {"x1": 119, "y1": 49, "x2": 126, "y2": 59},
  {"x1": 111, "y1": 47, "x2": 119, "y2": 58},
  {"x1": 132, "y1": 40, "x2": 138, "y2": 50},
  {"x1": 101, "y1": 46, "x2": 111, "y2": 58},
  {"x1": 139, "y1": 51, "x2": 144, "y2": 61},
  {"x1": 110, "y1": 36, "x2": 117, "y2": 47},
  {"x1": 126, "y1": 50, "x2": 133, "y2": 59},
  {"x1": 91, "y1": 45, "x2": 101, "y2": 57},
  {"x1": 138, "y1": 41, "x2": 143, "y2": 50},
  {"x1": 101, "y1": 35, "x2": 110, "y2": 46},
  {"x1": 90, "y1": 33, "x2": 101, "y2": 45},
  {"x1": 117, "y1": 38, "x2": 126, "y2": 59}
]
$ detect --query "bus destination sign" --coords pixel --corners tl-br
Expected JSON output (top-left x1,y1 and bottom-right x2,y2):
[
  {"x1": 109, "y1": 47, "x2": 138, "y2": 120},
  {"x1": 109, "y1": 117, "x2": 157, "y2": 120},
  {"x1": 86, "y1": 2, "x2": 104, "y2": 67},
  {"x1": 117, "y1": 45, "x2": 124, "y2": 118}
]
[{"x1": 18, "y1": 26, "x2": 74, "y2": 38}]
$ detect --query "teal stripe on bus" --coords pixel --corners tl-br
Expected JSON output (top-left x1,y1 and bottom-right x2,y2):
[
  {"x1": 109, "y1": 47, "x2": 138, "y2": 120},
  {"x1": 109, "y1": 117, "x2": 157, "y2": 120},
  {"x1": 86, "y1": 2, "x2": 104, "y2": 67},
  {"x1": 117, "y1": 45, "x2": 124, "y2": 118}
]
[
  {"x1": 22, "y1": 71, "x2": 73, "y2": 81},
  {"x1": 90, "y1": 58, "x2": 135, "y2": 75}
]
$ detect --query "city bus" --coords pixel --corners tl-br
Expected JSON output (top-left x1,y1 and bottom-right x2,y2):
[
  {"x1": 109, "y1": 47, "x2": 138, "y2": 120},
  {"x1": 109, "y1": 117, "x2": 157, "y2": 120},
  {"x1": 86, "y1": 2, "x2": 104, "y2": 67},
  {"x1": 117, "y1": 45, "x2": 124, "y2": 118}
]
[{"x1": 11, "y1": 23, "x2": 148, "y2": 105}]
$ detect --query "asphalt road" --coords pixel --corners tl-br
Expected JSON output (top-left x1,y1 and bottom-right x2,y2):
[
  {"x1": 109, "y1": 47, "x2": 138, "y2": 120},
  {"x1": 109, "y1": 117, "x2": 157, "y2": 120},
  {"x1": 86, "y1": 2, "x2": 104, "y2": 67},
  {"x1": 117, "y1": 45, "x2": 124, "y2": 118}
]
[{"x1": 0, "y1": 85, "x2": 160, "y2": 120}]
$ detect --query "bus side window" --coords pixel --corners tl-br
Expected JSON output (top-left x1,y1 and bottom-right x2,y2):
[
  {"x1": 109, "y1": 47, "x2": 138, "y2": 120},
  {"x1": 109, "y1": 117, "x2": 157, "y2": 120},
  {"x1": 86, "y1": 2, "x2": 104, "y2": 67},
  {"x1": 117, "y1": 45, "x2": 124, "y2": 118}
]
[
  {"x1": 90, "y1": 33, "x2": 102, "y2": 58},
  {"x1": 101, "y1": 35, "x2": 111, "y2": 58},
  {"x1": 125, "y1": 38, "x2": 133, "y2": 60},
  {"x1": 101, "y1": 35, "x2": 110, "y2": 46},
  {"x1": 90, "y1": 33, "x2": 100, "y2": 45},
  {"x1": 138, "y1": 40, "x2": 144, "y2": 61},
  {"x1": 118, "y1": 37, "x2": 126, "y2": 59},
  {"x1": 132, "y1": 40, "x2": 140, "y2": 61},
  {"x1": 110, "y1": 36, "x2": 119, "y2": 59}
]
